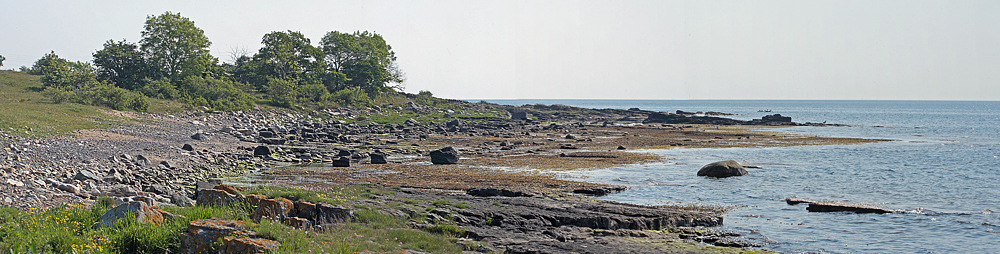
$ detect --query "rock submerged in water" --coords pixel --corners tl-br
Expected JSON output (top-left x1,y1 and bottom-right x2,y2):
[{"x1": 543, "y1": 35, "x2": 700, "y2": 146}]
[{"x1": 697, "y1": 160, "x2": 748, "y2": 178}]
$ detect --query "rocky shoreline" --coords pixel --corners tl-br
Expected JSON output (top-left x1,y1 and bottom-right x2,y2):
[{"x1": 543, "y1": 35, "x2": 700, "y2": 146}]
[{"x1": 0, "y1": 102, "x2": 879, "y2": 253}]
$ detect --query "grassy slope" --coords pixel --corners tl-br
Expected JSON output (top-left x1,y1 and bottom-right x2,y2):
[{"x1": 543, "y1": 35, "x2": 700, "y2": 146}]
[{"x1": 0, "y1": 70, "x2": 116, "y2": 139}]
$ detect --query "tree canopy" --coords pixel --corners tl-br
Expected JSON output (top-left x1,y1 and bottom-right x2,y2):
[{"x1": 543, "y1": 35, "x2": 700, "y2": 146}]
[
  {"x1": 140, "y1": 11, "x2": 217, "y2": 84},
  {"x1": 321, "y1": 31, "x2": 404, "y2": 93},
  {"x1": 93, "y1": 39, "x2": 154, "y2": 90},
  {"x1": 24, "y1": 11, "x2": 411, "y2": 112}
]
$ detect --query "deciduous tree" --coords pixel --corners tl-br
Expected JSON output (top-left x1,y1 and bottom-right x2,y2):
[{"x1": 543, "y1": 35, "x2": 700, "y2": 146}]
[
  {"x1": 93, "y1": 39, "x2": 153, "y2": 90},
  {"x1": 139, "y1": 11, "x2": 218, "y2": 84}
]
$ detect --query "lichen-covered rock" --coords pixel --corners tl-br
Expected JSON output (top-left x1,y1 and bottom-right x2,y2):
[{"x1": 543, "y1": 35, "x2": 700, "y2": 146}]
[
  {"x1": 696, "y1": 160, "x2": 748, "y2": 178},
  {"x1": 244, "y1": 194, "x2": 267, "y2": 207},
  {"x1": 292, "y1": 200, "x2": 317, "y2": 219},
  {"x1": 284, "y1": 216, "x2": 312, "y2": 229},
  {"x1": 221, "y1": 236, "x2": 280, "y2": 254},
  {"x1": 214, "y1": 184, "x2": 242, "y2": 196},
  {"x1": 96, "y1": 201, "x2": 164, "y2": 228},
  {"x1": 197, "y1": 189, "x2": 238, "y2": 206},
  {"x1": 252, "y1": 198, "x2": 293, "y2": 223},
  {"x1": 315, "y1": 203, "x2": 353, "y2": 226},
  {"x1": 180, "y1": 219, "x2": 254, "y2": 254}
]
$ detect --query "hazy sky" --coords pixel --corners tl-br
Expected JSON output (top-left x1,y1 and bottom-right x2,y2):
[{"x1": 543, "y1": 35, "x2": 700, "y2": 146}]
[{"x1": 2, "y1": 0, "x2": 998, "y2": 100}]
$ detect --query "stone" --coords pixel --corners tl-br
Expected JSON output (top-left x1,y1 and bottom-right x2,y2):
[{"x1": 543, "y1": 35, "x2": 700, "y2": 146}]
[
  {"x1": 369, "y1": 151, "x2": 388, "y2": 164},
  {"x1": 565, "y1": 134, "x2": 576, "y2": 139},
  {"x1": 220, "y1": 236, "x2": 280, "y2": 254},
  {"x1": 284, "y1": 216, "x2": 312, "y2": 228},
  {"x1": 134, "y1": 155, "x2": 151, "y2": 166},
  {"x1": 214, "y1": 184, "x2": 242, "y2": 196},
  {"x1": 572, "y1": 186, "x2": 629, "y2": 197},
  {"x1": 446, "y1": 119, "x2": 461, "y2": 128},
  {"x1": 332, "y1": 156, "x2": 350, "y2": 167},
  {"x1": 190, "y1": 132, "x2": 209, "y2": 140},
  {"x1": 429, "y1": 147, "x2": 459, "y2": 164},
  {"x1": 292, "y1": 200, "x2": 317, "y2": 218},
  {"x1": 404, "y1": 118, "x2": 419, "y2": 126},
  {"x1": 74, "y1": 170, "x2": 101, "y2": 181},
  {"x1": 253, "y1": 146, "x2": 271, "y2": 156},
  {"x1": 182, "y1": 144, "x2": 194, "y2": 151},
  {"x1": 511, "y1": 112, "x2": 530, "y2": 119},
  {"x1": 696, "y1": 160, "x2": 748, "y2": 178},
  {"x1": 96, "y1": 201, "x2": 165, "y2": 228},
  {"x1": 617, "y1": 145, "x2": 627, "y2": 150},
  {"x1": 147, "y1": 184, "x2": 174, "y2": 195},
  {"x1": 57, "y1": 183, "x2": 80, "y2": 193},
  {"x1": 244, "y1": 194, "x2": 267, "y2": 207},
  {"x1": 197, "y1": 189, "x2": 238, "y2": 206},
  {"x1": 171, "y1": 193, "x2": 196, "y2": 207},
  {"x1": 195, "y1": 181, "x2": 219, "y2": 194},
  {"x1": 159, "y1": 161, "x2": 175, "y2": 169},
  {"x1": 315, "y1": 203, "x2": 353, "y2": 225},
  {"x1": 5, "y1": 179, "x2": 24, "y2": 187},
  {"x1": 180, "y1": 219, "x2": 255, "y2": 254},
  {"x1": 252, "y1": 198, "x2": 294, "y2": 223}
]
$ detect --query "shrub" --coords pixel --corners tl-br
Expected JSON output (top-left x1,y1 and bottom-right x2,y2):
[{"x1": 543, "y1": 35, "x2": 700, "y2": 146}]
[
  {"x1": 138, "y1": 78, "x2": 180, "y2": 99},
  {"x1": 179, "y1": 76, "x2": 255, "y2": 111},
  {"x1": 327, "y1": 87, "x2": 372, "y2": 107}
]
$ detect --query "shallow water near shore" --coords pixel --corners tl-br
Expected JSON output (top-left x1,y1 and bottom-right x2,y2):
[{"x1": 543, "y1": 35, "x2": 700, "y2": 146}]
[{"x1": 489, "y1": 100, "x2": 1000, "y2": 253}]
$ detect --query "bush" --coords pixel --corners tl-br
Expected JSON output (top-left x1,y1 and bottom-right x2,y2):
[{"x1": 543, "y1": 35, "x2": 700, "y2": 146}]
[
  {"x1": 327, "y1": 87, "x2": 372, "y2": 107},
  {"x1": 138, "y1": 78, "x2": 180, "y2": 99},
  {"x1": 43, "y1": 79, "x2": 149, "y2": 111},
  {"x1": 179, "y1": 76, "x2": 255, "y2": 111},
  {"x1": 266, "y1": 78, "x2": 297, "y2": 107}
]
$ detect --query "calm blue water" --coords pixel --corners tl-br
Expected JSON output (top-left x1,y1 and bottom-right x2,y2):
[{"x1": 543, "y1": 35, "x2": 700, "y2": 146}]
[{"x1": 485, "y1": 100, "x2": 1000, "y2": 253}]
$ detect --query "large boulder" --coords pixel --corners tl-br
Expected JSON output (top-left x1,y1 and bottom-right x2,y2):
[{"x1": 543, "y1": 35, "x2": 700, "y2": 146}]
[
  {"x1": 252, "y1": 198, "x2": 294, "y2": 223},
  {"x1": 180, "y1": 219, "x2": 255, "y2": 254},
  {"x1": 220, "y1": 236, "x2": 281, "y2": 254},
  {"x1": 332, "y1": 157, "x2": 350, "y2": 167},
  {"x1": 96, "y1": 201, "x2": 166, "y2": 228},
  {"x1": 253, "y1": 146, "x2": 271, "y2": 156},
  {"x1": 369, "y1": 151, "x2": 388, "y2": 164},
  {"x1": 697, "y1": 160, "x2": 748, "y2": 178},
  {"x1": 429, "y1": 147, "x2": 459, "y2": 164}
]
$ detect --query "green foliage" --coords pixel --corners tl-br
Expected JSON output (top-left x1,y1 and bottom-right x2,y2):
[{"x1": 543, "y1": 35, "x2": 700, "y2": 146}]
[
  {"x1": 0, "y1": 70, "x2": 115, "y2": 138},
  {"x1": 266, "y1": 77, "x2": 297, "y2": 107},
  {"x1": 253, "y1": 30, "x2": 325, "y2": 83},
  {"x1": 30, "y1": 51, "x2": 97, "y2": 88},
  {"x1": 0, "y1": 54, "x2": 5, "y2": 68},
  {"x1": 178, "y1": 76, "x2": 255, "y2": 111},
  {"x1": 93, "y1": 39, "x2": 155, "y2": 90},
  {"x1": 140, "y1": 11, "x2": 218, "y2": 84},
  {"x1": 327, "y1": 86, "x2": 372, "y2": 107},
  {"x1": 44, "y1": 79, "x2": 150, "y2": 111},
  {"x1": 321, "y1": 30, "x2": 405, "y2": 94},
  {"x1": 138, "y1": 78, "x2": 180, "y2": 99}
]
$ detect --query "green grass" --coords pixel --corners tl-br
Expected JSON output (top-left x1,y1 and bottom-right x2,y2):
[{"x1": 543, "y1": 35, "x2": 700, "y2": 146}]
[
  {"x1": 0, "y1": 185, "x2": 465, "y2": 254},
  {"x1": 0, "y1": 70, "x2": 121, "y2": 139}
]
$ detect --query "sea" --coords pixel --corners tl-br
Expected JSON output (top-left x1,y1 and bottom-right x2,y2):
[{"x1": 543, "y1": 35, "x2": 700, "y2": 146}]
[{"x1": 482, "y1": 100, "x2": 1000, "y2": 254}]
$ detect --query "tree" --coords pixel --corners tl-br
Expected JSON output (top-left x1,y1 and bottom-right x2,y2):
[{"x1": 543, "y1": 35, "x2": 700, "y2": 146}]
[
  {"x1": 320, "y1": 31, "x2": 404, "y2": 93},
  {"x1": 253, "y1": 31, "x2": 325, "y2": 83},
  {"x1": 30, "y1": 51, "x2": 96, "y2": 88},
  {"x1": 93, "y1": 39, "x2": 154, "y2": 90},
  {"x1": 0, "y1": 54, "x2": 5, "y2": 68},
  {"x1": 140, "y1": 12, "x2": 217, "y2": 84}
]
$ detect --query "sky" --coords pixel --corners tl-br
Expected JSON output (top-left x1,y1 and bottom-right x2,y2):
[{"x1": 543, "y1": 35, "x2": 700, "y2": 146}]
[{"x1": 2, "y1": 0, "x2": 999, "y2": 100}]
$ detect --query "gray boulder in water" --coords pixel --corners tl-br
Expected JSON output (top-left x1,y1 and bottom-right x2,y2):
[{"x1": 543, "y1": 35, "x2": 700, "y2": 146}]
[{"x1": 697, "y1": 160, "x2": 748, "y2": 178}]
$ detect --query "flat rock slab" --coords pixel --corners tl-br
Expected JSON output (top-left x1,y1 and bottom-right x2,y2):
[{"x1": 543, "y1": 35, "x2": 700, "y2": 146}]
[{"x1": 785, "y1": 197, "x2": 900, "y2": 214}]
